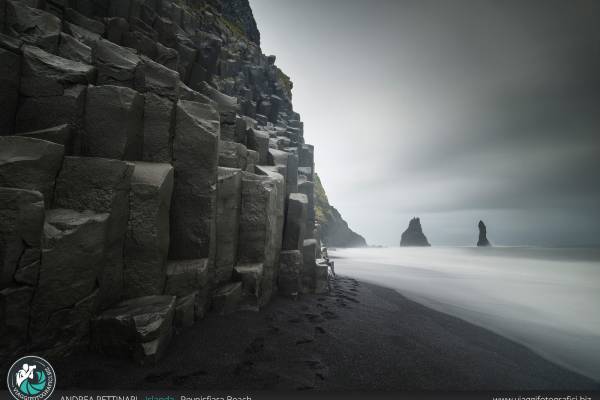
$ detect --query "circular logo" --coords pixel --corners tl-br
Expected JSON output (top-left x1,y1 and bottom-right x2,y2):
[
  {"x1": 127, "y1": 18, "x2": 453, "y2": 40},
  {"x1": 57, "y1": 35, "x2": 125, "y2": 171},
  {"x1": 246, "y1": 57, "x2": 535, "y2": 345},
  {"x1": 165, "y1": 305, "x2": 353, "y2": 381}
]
[{"x1": 6, "y1": 356, "x2": 56, "y2": 400}]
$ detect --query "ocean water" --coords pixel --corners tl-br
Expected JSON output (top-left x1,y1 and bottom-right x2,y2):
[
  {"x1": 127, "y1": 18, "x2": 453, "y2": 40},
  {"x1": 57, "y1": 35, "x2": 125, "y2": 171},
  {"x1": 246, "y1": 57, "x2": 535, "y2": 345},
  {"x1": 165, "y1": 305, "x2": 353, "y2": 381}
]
[{"x1": 330, "y1": 246, "x2": 600, "y2": 381}]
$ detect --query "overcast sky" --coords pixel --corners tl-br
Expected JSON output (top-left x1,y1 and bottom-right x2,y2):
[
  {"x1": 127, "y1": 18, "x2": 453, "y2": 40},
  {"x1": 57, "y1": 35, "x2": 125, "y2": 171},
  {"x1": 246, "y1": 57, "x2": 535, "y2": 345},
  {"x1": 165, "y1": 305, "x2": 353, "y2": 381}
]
[{"x1": 250, "y1": 0, "x2": 600, "y2": 246}]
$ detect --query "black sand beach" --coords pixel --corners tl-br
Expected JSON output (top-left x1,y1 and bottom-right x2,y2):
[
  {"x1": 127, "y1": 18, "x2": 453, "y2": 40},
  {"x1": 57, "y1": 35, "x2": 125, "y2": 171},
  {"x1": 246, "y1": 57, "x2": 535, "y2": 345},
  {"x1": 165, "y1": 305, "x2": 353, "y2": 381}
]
[{"x1": 52, "y1": 276, "x2": 598, "y2": 391}]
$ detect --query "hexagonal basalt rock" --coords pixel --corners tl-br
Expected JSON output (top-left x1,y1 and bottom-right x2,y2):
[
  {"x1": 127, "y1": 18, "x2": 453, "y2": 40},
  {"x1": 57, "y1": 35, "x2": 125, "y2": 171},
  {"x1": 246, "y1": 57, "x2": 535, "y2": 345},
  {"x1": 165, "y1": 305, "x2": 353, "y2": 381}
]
[
  {"x1": 123, "y1": 162, "x2": 173, "y2": 299},
  {"x1": 92, "y1": 38, "x2": 142, "y2": 88},
  {"x1": 219, "y1": 141, "x2": 248, "y2": 170},
  {"x1": 83, "y1": 85, "x2": 145, "y2": 160},
  {"x1": 301, "y1": 239, "x2": 318, "y2": 293},
  {"x1": 246, "y1": 128, "x2": 269, "y2": 165},
  {"x1": 233, "y1": 263, "x2": 263, "y2": 311},
  {"x1": 16, "y1": 84, "x2": 87, "y2": 150},
  {"x1": 29, "y1": 208, "x2": 109, "y2": 343},
  {"x1": 0, "y1": 187, "x2": 44, "y2": 289},
  {"x1": 91, "y1": 295, "x2": 175, "y2": 364},
  {"x1": 215, "y1": 167, "x2": 241, "y2": 285},
  {"x1": 164, "y1": 259, "x2": 208, "y2": 298},
  {"x1": 269, "y1": 148, "x2": 298, "y2": 196},
  {"x1": 278, "y1": 250, "x2": 303, "y2": 297},
  {"x1": 298, "y1": 176, "x2": 315, "y2": 227},
  {"x1": 212, "y1": 282, "x2": 242, "y2": 316},
  {"x1": 58, "y1": 33, "x2": 92, "y2": 65},
  {"x1": 16, "y1": 124, "x2": 72, "y2": 151},
  {"x1": 0, "y1": 136, "x2": 64, "y2": 206},
  {"x1": 142, "y1": 93, "x2": 175, "y2": 163},
  {"x1": 282, "y1": 193, "x2": 308, "y2": 251},
  {"x1": 169, "y1": 100, "x2": 220, "y2": 260},
  {"x1": 54, "y1": 156, "x2": 134, "y2": 308},
  {"x1": 20, "y1": 45, "x2": 96, "y2": 98},
  {"x1": 5, "y1": 1, "x2": 61, "y2": 53},
  {"x1": 137, "y1": 55, "x2": 180, "y2": 99},
  {"x1": 174, "y1": 291, "x2": 197, "y2": 328},
  {"x1": 315, "y1": 260, "x2": 329, "y2": 294},
  {"x1": 238, "y1": 170, "x2": 285, "y2": 305}
]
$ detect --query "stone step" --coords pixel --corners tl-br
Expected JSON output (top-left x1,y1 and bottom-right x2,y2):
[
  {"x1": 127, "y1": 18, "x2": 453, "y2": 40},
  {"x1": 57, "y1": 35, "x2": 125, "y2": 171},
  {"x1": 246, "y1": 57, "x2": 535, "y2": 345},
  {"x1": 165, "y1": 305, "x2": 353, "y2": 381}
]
[
  {"x1": 30, "y1": 208, "x2": 109, "y2": 349},
  {"x1": 91, "y1": 295, "x2": 175, "y2": 365},
  {"x1": 164, "y1": 259, "x2": 209, "y2": 319},
  {"x1": 54, "y1": 155, "x2": 134, "y2": 309},
  {"x1": 0, "y1": 136, "x2": 64, "y2": 206},
  {"x1": 212, "y1": 282, "x2": 242, "y2": 316},
  {"x1": 278, "y1": 250, "x2": 303, "y2": 297},
  {"x1": 233, "y1": 263, "x2": 263, "y2": 311}
]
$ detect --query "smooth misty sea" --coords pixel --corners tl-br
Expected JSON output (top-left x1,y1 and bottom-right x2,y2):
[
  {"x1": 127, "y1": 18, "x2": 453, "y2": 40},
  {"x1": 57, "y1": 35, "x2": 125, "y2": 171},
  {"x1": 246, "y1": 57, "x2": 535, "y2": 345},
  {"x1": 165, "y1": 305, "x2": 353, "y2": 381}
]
[{"x1": 330, "y1": 246, "x2": 600, "y2": 381}]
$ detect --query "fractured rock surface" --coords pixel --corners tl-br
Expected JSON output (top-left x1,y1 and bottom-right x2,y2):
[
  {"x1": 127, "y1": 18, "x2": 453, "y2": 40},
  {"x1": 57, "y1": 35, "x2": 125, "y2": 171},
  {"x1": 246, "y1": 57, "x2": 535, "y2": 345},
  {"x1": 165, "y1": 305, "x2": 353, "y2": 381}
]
[
  {"x1": 84, "y1": 84, "x2": 144, "y2": 160},
  {"x1": 91, "y1": 295, "x2": 175, "y2": 365},
  {"x1": 0, "y1": 0, "x2": 354, "y2": 363},
  {"x1": 215, "y1": 167, "x2": 241, "y2": 284},
  {"x1": 124, "y1": 162, "x2": 173, "y2": 299},
  {"x1": 0, "y1": 136, "x2": 64, "y2": 206},
  {"x1": 0, "y1": 188, "x2": 44, "y2": 289},
  {"x1": 169, "y1": 100, "x2": 219, "y2": 260},
  {"x1": 54, "y1": 156, "x2": 134, "y2": 308}
]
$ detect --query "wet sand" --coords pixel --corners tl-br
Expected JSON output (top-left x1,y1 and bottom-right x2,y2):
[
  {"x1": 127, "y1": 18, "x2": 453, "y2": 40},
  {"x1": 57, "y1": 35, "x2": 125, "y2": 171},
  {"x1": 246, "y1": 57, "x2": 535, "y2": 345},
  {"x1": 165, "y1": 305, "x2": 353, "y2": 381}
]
[{"x1": 52, "y1": 276, "x2": 598, "y2": 391}]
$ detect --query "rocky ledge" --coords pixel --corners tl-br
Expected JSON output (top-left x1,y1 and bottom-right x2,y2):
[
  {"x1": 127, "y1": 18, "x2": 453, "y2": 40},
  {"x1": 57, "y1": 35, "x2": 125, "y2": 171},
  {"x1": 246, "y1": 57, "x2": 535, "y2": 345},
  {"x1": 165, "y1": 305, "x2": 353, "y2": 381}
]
[{"x1": 0, "y1": 0, "x2": 329, "y2": 365}]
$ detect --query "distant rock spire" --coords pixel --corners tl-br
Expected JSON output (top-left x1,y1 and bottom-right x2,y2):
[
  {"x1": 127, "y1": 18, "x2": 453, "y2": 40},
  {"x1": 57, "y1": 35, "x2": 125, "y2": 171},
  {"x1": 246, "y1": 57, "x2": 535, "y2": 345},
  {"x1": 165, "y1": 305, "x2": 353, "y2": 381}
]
[
  {"x1": 400, "y1": 217, "x2": 431, "y2": 247},
  {"x1": 477, "y1": 220, "x2": 491, "y2": 247}
]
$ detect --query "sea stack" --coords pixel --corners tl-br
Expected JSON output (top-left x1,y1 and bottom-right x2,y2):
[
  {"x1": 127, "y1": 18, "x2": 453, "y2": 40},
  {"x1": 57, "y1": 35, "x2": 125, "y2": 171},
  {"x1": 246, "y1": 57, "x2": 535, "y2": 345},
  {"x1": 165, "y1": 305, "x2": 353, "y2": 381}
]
[
  {"x1": 400, "y1": 217, "x2": 431, "y2": 247},
  {"x1": 477, "y1": 220, "x2": 491, "y2": 247}
]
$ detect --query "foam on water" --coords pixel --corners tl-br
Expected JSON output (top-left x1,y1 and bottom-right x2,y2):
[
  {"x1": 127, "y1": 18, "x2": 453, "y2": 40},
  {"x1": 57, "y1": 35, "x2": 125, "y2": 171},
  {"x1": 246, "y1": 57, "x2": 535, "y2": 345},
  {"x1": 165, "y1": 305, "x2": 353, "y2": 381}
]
[{"x1": 331, "y1": 246, "x2": 600, "y2": 381}]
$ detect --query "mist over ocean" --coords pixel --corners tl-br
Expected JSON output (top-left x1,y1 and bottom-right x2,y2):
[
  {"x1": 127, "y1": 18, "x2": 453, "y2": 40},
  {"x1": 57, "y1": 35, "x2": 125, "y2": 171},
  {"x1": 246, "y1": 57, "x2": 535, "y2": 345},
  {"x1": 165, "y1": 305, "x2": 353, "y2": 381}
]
[{"x1": 331, "y1": 247, "x2": 600, "y2": 381}]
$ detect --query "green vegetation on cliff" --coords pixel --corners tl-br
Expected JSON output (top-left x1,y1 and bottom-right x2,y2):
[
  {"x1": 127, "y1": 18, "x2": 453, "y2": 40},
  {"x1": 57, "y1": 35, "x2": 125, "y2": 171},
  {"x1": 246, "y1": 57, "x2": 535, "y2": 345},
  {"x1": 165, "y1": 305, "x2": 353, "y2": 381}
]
[{"x1": 314, "y1": 174, "x2": 367, "y2": 248}]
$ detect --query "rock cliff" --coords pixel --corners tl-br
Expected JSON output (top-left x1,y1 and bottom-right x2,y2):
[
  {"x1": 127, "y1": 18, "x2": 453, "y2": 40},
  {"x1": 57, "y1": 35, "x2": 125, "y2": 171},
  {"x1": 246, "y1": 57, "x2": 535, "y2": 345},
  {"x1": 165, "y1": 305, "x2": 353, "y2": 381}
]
[
  {"x1": 400, "y1": 217, "x2": 431, "y2": 247},
  {"x1": 0, "y1": 0, "x2": 326, "y2": 364},
  {"x1": 477, "y1": 220, "x2": 491, "y2": 247},
  {"x1": 314, "y1": 174, "x2": 367, "y2": 248}
]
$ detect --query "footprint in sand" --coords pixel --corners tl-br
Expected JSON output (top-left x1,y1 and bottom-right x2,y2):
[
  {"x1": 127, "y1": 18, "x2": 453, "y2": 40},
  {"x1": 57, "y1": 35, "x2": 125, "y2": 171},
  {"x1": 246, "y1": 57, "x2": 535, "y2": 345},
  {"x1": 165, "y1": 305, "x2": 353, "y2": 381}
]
[
  {"x1": 304, "y1": 313, "x2": 324, "y2": 323},
  {"x1": 321, "y1": 310, "x2": 339, "y2": 320},
  {"x1": 338, "y1": 294, "x2": 360, "y2": 303},
  {"x1": 314, "y1": 326, "x2": 326, "y2": 334},
  {"x1": 296, "y1": 338, "x2": 314, "y2": 345},
  {"x1": 336, "y1": 299, "x2": 348, "y2": 308}
]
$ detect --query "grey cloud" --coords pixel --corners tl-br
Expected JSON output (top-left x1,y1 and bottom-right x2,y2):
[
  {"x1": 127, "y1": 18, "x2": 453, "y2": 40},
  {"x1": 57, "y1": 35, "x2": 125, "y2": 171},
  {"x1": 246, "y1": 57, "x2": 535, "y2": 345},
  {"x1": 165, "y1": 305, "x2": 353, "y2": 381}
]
[{"x1": 251, "y1": 0, "x2": 600, "y2": 245}]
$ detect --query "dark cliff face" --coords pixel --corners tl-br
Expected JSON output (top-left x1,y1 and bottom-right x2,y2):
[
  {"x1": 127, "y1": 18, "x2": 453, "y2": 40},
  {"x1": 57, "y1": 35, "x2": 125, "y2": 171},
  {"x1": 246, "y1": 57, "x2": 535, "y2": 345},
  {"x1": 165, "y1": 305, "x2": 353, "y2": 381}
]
[
  {"x1": 477, "y1": 220, "x2": 491, "y2": 247},
  {"x1": 220, "y1": 0, "x2": 260, "y2": 46},
  {"x1": 314, "y1": 174, "x2": 367, "y2": 248},
  {"x1": 0, "y1": 0, "x2": 326, "y2": 363},
  {"x1": 400, "y1": 217, "x2": 431, "y2": 247}
]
